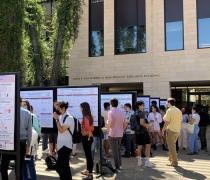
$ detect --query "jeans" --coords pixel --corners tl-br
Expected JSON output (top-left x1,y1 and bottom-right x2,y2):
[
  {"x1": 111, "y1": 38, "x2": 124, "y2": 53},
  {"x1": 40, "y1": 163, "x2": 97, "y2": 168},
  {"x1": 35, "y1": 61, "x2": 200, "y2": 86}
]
[
  {"x1": 91, "y1": 136, "x2": 100, "y2": 160},
  {"x1": 23, "y1": 156, "x2": 36, "y2": 180},
  {"x1": 199, "y1": 126, "x2": 207, "y2": 150},
  {"x1": 188, "y1": 125, "x2": 200, "y2": 153},
  {"x1": 82, "y1": 136, "x2": 93, "y2": 173},
  {"x1": 1, "y1": 141, "x2": 26, "y2": 180},
  {"x1": 124, "y1": 134, "x2": 135, "y2": 156},
  {"x1": 56, "y1": 146, "x2": 72, "y2": 180},
  {"x1": 109, "y1": 137, "x2": 122, "y2": 169},
  {"x1": 42, "y1": 133, "x2": 48, "y2": 151}
]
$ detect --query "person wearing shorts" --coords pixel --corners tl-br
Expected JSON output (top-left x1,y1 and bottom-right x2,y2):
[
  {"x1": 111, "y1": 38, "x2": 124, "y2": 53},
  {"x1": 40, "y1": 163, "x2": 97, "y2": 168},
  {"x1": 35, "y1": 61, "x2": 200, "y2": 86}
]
[
  {"x1": 48, "y1": 133, "x2": 57, "y2": 156},
  {"x1": 135, "y1": 101, "x2": 154, "y2": 168}
]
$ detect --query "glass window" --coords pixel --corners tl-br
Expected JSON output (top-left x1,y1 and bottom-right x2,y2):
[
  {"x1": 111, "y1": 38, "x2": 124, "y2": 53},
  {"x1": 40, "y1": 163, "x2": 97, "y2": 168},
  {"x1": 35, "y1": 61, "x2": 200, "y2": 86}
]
[
  {"x1": 90, "y1": 31, "x2": 104, "y2": 57},
  {"x1": 198, "y1": 18, "x2": 210, "y2": 48},
  {"x1": 165, "y1": 0, "x2": 184, "y2": 51},
  {"x1": 115, "y1": 0, "x2": 146, "y2": 55},
  {"x1": 166, "y1": 21, "x2": 183, "y2": 50},
  {"x1": 197, "y1": 0, "x2": 210, "y2": 48},
  {"x1": 89, "y1": 0, "x2": 104, "y2": 57}
]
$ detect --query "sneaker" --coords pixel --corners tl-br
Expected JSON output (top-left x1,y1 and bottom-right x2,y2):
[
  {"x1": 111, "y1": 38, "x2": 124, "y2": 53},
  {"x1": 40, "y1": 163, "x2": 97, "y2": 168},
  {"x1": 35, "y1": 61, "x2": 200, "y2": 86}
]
[
  {"x1": 144, "y1": 160, "x2": 155, "y2": 168},
  {"x1": 137, "y1": 157, "x2": 143, "y2": 166}
]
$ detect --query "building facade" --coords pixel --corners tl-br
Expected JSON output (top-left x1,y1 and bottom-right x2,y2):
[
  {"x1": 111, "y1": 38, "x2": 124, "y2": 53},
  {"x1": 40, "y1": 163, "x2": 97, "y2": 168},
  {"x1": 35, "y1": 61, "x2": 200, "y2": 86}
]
[{"x1": 68, "y1": 0, "x2": 210, "y2": 103}]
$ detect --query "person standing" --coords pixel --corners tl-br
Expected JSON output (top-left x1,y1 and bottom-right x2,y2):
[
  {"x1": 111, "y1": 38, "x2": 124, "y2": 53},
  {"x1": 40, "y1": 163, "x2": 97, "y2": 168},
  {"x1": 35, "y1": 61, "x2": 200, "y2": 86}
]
[
  {"x1": 53, "y1": 102, "x2": 75, "y2": 180},
  {"x1": 188, "y1": 105, "x2": 200, "y2": 155},
  {"x1": 1, "y1": 98, "x2": 32, "y2": 180},
  {"x1": 178, "y1": 107, "x2": 189, "y2": 150},
  {"x1": 80, "y1": 102, "x2": 94, "y2": 180},
  {"x1": 135, "y1": 101, "x2": 154, "y2": 168},
  {"x1": 199, "y1": 106, "x2": 209, "y2": 151},
  {"x1": 162, "y1": 98, "x2": 182, "y2": 167},
  {"x1": 101, "y1": 102, "x2": 111, "y2": 158},
  {"x1": 148, "y1": 105, "x2": 165, "y2": 151},
  {"x1": 107, "y1": 98, "x2": 127, "y2": 172},
  {"x1": 123, "y1": 103, "x2": 135, "y2": 158}
]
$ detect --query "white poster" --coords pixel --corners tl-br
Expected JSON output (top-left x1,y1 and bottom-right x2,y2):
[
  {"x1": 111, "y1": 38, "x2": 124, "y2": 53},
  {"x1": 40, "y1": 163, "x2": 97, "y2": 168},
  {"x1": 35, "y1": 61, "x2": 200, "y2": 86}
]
[
  {"x1": 101, "y1": 94, "x2": 133, "y2": 112},
  {"x1": 150, "y1": 98, "x2": 160, "y2": 108},
  {"x1": 20, "y1": 90, "x2": 54, "y2": 128},
  {"x1": 57, "y1": 87, "x2": 99, "y2": 126},
  {"x1": 0, "y1": 75, "x2": 16, "y2": 151},
  {"x1": 160, "y1": 99, "x2": 167, "y2": 108},
  {"x1": 137, "y1": 96, "x2": 150, "y2": 114}
]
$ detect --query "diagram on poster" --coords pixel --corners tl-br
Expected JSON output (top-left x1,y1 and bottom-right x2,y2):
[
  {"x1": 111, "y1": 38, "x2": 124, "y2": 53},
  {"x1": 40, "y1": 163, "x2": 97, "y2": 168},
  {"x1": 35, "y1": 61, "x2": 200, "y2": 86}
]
[
  {"x1": 57, "y1": 87, "x2": 99, "y2": 126},
  {"x1": 101, "y1": 94, "x2": 133, "y2": 112},
  {"x1": 20, "y1": 90, "x2": 54, "y2": 128},
  {"x1": 137, "y1": 96, "x2": 150, "y2": 114},
  {"x1": 0, "y1": 75, "x2": 16, "y2": 151}
]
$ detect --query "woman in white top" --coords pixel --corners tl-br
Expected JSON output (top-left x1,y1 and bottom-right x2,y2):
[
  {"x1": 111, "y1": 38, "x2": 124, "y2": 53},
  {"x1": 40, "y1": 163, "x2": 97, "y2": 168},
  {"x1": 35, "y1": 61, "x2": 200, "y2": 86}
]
[
  {"x1": 148, "y1": 105, "x2": 163, "y2": 151},
  {"x1": 188, "y1": 105, "x2": 200, "y2": 155},
  {"x1": 53, "y1": 102, "x2": 75, "y2": 180},
  {"x1": 178, "y1": 107, "x2": 189, "y2": 150}
]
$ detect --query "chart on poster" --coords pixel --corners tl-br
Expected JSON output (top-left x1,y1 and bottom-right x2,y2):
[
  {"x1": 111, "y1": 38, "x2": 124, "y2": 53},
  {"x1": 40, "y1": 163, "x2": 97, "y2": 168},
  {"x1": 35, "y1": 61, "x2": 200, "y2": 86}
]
[
  {"x1": 57, "y1": 87, "x2": 99, "y2": 126},
  {"x1": 20, "y1": 90, "x2": 54, "y2": 128},
  {"x1": 0, "y1": 75, "x2": 16, "y2": 151},
  {"x1": 101, "y1": 93, "x2": 133, "y2": 112}
]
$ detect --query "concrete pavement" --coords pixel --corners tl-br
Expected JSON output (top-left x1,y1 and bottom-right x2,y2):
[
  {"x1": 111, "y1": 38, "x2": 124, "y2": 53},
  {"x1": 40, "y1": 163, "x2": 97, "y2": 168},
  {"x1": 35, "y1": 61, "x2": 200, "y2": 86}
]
[{"x1": 1, "y1": 127, "x2": 210, "y2": 180}]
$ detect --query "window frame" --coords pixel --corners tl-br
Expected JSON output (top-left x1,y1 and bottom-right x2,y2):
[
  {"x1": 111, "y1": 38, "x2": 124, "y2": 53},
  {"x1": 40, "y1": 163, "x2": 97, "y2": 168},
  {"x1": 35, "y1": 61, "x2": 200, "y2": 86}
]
[
  {"x1": 114, "y1": 0, "x2": 147, "y2": 55},
  {"x1": 196, "y1": 0, "x2": 210, "y2": 49},
  {"x1": 89, "y1": 0, "x2": 104, "y2": 57},
  {"x1": 164, "y1": 0, "x2": 185, "y2": 52}
]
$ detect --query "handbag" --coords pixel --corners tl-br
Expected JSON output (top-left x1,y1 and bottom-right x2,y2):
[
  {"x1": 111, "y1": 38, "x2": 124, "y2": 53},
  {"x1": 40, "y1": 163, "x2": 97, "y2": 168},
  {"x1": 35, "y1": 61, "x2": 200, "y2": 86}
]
[{"x1": 186, "y1": 123, "x2": 194, "y2": 134}]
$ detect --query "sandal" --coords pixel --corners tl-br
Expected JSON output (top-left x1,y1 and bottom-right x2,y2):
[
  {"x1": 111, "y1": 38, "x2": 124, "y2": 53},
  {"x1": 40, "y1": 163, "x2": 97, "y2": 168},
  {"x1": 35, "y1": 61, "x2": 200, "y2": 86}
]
[{"x1": 81, "y1": 170, "x2": 89, "y2": 176}]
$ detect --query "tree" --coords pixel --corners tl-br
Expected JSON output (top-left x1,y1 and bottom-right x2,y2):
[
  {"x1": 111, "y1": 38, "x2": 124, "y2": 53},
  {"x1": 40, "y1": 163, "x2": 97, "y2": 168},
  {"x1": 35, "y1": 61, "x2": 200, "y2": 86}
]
[
  {"x1": 24, "y1": 0, "x2": 48, "y2": 86},
  {"x1": 50, "y1": 0, "x2": 83, "y2": 85},
  {"x1": 0, "y1": 0, "x2": 24, "y2": 74}
]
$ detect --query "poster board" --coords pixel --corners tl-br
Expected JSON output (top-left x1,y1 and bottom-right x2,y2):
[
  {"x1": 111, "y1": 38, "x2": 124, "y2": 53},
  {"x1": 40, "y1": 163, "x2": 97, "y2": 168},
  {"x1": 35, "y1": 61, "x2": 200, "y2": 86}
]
[
  {"x1": 101, "y1": 92, "x2": 137, "y2": 112},
  {"x1": 137, "y1": 96, "x2": 150, "y2": 114},
  {"x1": 20, "y1": 89, "x2": 54, "y2": 128},
  {"x1": 57, "y1": 86, "x2": 99, "y2": 126},
  {"x1": 0, "y1": 74, "x2": 17, "y2": 151},
  {"x1": 0, "y1": 73, "x2": 20, "y2": 180},
  {"x1": 150, "y1": 97, "x2": 160, "y2": 108},
  {"x1": 160, "y1": 99, "x2": 167, "y2": 108}
]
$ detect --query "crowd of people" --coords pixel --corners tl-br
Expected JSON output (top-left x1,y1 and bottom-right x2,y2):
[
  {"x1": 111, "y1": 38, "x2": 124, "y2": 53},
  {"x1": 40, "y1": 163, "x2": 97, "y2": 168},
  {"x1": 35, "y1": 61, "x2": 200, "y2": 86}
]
[{"x1": 0, "y1": 97, "x2": 209, "y2": 180}]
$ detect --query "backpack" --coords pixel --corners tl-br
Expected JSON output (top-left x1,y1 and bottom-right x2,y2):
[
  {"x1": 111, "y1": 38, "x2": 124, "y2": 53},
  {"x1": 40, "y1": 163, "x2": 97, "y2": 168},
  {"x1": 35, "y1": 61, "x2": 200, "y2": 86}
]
[
  {"x1": 32, "y1": 114, "x2": 41, "y2": 136},
  {"x1": 63, "y1": 115, "x2": 82, "y2": 144},
  {"x1": 130, "y1": 112, "x2": 140, "y2": 131},
  {"x1": 95, "y1": 159, "x2": 116, "y2": 174},
  {"x1": 45, "y1": 155, "x2": 57, "y2": 170}
]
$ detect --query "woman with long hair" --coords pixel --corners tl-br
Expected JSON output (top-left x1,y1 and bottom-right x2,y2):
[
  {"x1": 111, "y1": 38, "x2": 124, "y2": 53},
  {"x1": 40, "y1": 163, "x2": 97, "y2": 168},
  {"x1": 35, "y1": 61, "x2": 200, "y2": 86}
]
[{"x1": 80, "y1": 102, "x2": 94, "y2": 180}]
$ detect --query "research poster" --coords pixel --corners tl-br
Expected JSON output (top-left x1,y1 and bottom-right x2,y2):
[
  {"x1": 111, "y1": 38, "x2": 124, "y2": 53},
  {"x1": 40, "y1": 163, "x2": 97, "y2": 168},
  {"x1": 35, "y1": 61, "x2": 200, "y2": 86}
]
[
  {"x1": 137, "y1": 96, "x2": 150, "y2": 114},
  {"x1": 160, "y1": 99, "x2": 167, "y2": 108},
  {"x1": 150, "y1": 98, "x2": 160, "y2": 108},
  {"x1": 0, "y1": 74, "x2": 16, "y2": 151},
  {"x1": 101, "y1": 93, "x2": 133, "y2": 112},
  {"x1": 57, "y1": 87, "x2": 99, "y2": 126},
  {"x1": 20, "y1": 90, "x2": 54, "y2": 128}
]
